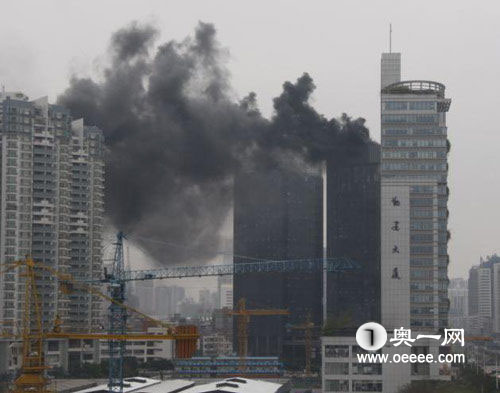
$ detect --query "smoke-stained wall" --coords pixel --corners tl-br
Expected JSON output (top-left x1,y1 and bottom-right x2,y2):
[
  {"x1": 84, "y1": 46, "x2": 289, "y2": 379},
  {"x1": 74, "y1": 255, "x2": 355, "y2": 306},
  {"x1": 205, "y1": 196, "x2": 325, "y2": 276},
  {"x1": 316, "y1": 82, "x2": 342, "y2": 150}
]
[
  {"x1": 233, "y1": 168, "x2": 322, "y2": 361},
  {"x1": 233, "y1": 143, "x2": 381, "y2": 365},
  {"x1": 326, "y1": 141, "x2": 381, "y2": 329}
]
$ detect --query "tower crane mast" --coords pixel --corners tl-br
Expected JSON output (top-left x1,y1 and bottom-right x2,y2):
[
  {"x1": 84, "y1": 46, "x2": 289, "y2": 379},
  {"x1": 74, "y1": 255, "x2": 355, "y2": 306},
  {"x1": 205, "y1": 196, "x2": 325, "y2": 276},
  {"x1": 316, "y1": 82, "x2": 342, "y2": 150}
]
[
  {"x1": 107, "y1": 231, "x2": 127, "y2": 392},
  {"x1": 226, "y1": 298, "x2": 289, "y2": 371},
  {"x1": 287, "y1": 314, "x2": 316, "y2": 376}
]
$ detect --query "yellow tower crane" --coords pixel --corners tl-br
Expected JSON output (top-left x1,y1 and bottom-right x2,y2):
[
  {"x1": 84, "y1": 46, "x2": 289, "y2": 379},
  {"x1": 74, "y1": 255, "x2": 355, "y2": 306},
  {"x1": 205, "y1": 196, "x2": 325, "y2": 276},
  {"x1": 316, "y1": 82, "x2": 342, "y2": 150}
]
[
  {"x1": 287, "y1": 314, "x2": 316, "y2": 376},
  {"x1": 226, "y1": 298, "x2": 289, "y2": 372},
  {"x1": 0, "y1": 257, "x2": 198, "y2": 393}
]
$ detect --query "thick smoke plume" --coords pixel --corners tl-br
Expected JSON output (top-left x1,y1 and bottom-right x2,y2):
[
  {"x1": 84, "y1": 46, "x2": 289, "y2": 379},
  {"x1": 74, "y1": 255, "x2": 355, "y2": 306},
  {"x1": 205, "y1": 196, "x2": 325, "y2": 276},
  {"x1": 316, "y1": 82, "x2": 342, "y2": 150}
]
[{"x1": 58, "y1": 21, "x2": 371, "y2": 264}]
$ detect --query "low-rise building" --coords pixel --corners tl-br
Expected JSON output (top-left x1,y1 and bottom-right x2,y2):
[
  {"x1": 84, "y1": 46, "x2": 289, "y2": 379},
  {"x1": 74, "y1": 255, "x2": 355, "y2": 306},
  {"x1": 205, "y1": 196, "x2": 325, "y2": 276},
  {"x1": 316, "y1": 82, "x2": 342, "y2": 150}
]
[
  {"x1": 321, "y1": 334, "x2": 449, "y2": 393},
  {"x1": 201, "y1": 333, "x2": 233, "y2": 357},
  {"x1": 72, "y1": 376, "x2": 289, "y2": 393},
  {"x1": 174, "y1": 357, "x2": 283, "y2": 378}
]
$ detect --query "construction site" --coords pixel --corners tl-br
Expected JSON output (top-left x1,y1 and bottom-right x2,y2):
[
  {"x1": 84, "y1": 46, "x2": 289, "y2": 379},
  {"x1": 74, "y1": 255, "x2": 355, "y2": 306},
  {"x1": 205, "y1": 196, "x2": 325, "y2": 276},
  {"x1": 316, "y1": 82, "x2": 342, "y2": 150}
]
[{"x1": 0, "y1": 231, "x2": 360, "y2": 393}]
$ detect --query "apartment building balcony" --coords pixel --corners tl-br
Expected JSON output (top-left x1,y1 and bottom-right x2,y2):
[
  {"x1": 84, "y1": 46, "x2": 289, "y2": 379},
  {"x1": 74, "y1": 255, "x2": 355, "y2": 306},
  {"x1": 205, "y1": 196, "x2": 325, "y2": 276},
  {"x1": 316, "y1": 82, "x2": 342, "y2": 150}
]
[
  {"x1": 72, "y1": 156, "x2": 89, "y2": 164},
  {"x1": 69, "y1": 227, "x2": 88, "y2": 235},
  {"x1": 32, "y1": 156, "x2": 56, "y2": 164},
  {"x1": 33, "y1": 210, "x2": 54, "y2": 219},
  {"x1": 32, "y1": 173, "x2": 56, "y2": 182},
  {"x1": 33, "y1": 216, "x2": 54, "y2": 224},
  {"x1": 33, "y1": 138, "x2": 54, "y2": 147},
  {"x1": 70, "y1": 212, "x2": 89, "y2": 220},
  {"x1": 33, "y1": 188, "x2": 56, "y2": 197},
  {"x1": 33, "y1": 198, "x2": 54, "y2": 208}
]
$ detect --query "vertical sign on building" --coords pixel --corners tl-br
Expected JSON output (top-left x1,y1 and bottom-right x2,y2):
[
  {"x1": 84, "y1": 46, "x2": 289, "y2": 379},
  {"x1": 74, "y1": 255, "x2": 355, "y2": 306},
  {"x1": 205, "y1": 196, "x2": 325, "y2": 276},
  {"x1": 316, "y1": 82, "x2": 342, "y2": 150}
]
[{"x1": 381, "y1": 183, "x2": 410, "y2": 329}]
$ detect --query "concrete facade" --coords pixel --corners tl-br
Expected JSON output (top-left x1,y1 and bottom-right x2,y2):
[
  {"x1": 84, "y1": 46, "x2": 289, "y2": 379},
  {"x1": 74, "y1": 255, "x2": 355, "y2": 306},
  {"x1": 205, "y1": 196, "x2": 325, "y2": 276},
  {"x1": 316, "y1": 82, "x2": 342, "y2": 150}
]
[
  {"x1": 380, "y1": 54, "x2": 451, "y2": 333},
  {"x1": 321, "y1": 335, "x2": 447, "y2": 393},
  {"x1": 378, "y1": 53, "x2": 452, "y2": 392},
  {"x1": 448, "y1": 278, "x2": 468, "y2": 329},
  {"x1": 0, "y1": 91, "x2": 104, "y2": 371}
]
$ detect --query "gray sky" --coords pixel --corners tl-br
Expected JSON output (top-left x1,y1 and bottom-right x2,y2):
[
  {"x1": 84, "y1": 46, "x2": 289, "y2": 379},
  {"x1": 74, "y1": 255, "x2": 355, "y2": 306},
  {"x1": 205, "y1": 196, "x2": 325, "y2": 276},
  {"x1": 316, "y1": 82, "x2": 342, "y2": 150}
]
[{"x1": 1, "y1": 0, "x2": 499, "y2": 279}]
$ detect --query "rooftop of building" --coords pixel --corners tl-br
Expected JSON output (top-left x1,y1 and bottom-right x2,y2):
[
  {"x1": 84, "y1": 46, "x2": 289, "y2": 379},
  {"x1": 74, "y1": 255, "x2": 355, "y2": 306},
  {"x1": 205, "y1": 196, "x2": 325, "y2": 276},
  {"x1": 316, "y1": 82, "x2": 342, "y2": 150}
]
[
  {"x1": 72, "y1": 377, "x2": 285, "y2": 393},
  {"x1": 181, "y1": 378, "x2": 283, "y2": 393},
  {"x1": 73, "y1": 377, "x2": 192, "y2": 393},
  {"x1": 0, "y1": 90, "x2": 29, "y2": 101},
  {"x1": 381, "y1": 80, "x2": 446, "y2": 97}
]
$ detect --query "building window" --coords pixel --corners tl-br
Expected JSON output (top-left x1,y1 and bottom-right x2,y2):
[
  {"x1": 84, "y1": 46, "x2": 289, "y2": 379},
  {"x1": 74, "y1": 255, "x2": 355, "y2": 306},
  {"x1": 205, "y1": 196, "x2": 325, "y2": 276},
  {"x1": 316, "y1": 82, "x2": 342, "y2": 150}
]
[
  {"x1": 410, "y1": 234, "x2": 434, "y2": 243},
  {"x1": 410, "y1": 270, "x2": 434, "y2": 280},
  {"x1": 325, "y1": 345, "x2": 349, "y2": 358},
  {"x1": 325, "y1": 362, "x2": 349, "y2": 375},
  {"x1": 384, "y1": 129, "x2": 409, "y2": 135},
  {"x1": 413, "y1": 128, "x2": 443, "y2": 135},
  {"x1": 352, "y1": 380, "x2": 383, "y2": 392},
  {"x1": 410, "y1": 186, "x2": 434, "y2": 194},
  {"x1": 410, "y1": 258, "x2": 434, "y2": 266},
  {"x1": 48, "y1": 341, "x2": 59, "y2": 352},
  {"x1": 411, "y1": 208, "x2": 433, "y2": 218},
  {"x1": 409, "y1": 101, "x2": 435, "y2": 110},
  {"x1": 410, "y1": 246, "x2": 434, "y2": 254},
  {"x1": 324, "y1": 379, "x2": 349, "y2": 392},
  {"x1": 385, "y1": 101, "x2": 408, "y2": 110},
  {"x1": 382, "y1": 114, "x2": 438, "y2": 124},
  {"x1": 411, "y1": 221, "x2": 434, "y2": 230},
  {"x1": 352, "y1": 363, "x2": 382, "y2": 375},
  {"x1": 382, "y1": 138, "x2": 446, "y2": 148}
]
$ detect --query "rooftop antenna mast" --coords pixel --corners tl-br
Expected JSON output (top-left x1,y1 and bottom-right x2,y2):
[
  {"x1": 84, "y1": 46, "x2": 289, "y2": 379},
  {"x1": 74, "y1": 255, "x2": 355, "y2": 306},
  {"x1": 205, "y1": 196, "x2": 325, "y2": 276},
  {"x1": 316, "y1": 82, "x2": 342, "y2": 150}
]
[{"x1": 389, "y1": 23, "x2": 392, "y2": 53}]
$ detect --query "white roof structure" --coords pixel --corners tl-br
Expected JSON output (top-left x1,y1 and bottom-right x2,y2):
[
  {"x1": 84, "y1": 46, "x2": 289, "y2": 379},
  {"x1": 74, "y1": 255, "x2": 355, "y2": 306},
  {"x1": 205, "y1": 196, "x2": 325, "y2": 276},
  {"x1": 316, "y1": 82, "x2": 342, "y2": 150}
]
[
  {"x1": 74, "y1": 377, "x2": 283, "y2": 393},
  {"x1": 179, "y1": 378, "x2": 283, "y2": 393},
  {"x1": 75, "y1": 377, "x2": 194, "y2": 393}
]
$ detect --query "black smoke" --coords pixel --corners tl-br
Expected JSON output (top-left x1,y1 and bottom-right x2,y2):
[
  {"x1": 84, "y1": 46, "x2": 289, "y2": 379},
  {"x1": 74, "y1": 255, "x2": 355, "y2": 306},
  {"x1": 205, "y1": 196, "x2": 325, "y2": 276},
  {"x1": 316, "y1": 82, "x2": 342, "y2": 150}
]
[{"x1": 58, "y1": 21, "x2": 371, "y2": 264}]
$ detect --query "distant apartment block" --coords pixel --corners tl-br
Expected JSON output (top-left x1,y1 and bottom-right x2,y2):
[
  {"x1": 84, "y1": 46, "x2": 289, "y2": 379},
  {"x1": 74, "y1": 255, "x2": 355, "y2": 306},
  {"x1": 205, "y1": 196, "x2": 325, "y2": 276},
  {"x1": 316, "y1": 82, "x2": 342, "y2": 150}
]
[
  {"x1": 217, "y1": 275, "x2": 233, "y2": 310},
  {"x1": 129, "y1": 282, "x2": 186, "y2": 319},
  {"x1": 467, "y1": 255, "x2": 500, "y2": 335},
  {"x1": 201, "y1": 333, "x2": 233, "y2": 357},
  {"x1": 448, "y1": 278, "x2": 468, "y2": 329}
]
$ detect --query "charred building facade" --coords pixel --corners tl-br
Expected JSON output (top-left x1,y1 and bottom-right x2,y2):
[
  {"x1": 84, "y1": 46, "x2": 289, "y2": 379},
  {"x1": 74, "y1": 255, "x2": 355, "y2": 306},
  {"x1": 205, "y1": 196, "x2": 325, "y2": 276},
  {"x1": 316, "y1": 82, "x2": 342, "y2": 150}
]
[
  {"x1": 233, "y1": 144, "x2": 381, "y2": 367},
  {"x1": 325, "y1": 141, "x2": 381, "y2": 328},
  {"x1": 233, "y1": 168, "x2": 323, "y2": 365}
]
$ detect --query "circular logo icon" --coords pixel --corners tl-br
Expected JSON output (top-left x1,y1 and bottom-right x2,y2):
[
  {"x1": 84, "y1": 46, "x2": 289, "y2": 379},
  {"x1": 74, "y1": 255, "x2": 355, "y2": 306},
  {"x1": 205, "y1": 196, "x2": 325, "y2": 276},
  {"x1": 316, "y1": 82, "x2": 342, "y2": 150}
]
[{"x1": 356, "y1": 322, "x2": 387, "y2": 351}]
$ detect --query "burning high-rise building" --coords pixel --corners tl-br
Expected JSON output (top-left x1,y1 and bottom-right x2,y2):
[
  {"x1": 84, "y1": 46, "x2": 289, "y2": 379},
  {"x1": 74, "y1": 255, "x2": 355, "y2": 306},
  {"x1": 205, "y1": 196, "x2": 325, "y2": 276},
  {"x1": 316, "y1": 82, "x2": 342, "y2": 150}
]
[
  {"x1": 325, "y1": 141, "x2": 381, "y2": 328},
  {"x1": 233, "y1": 168, "x2": 323, "y2": 364}
]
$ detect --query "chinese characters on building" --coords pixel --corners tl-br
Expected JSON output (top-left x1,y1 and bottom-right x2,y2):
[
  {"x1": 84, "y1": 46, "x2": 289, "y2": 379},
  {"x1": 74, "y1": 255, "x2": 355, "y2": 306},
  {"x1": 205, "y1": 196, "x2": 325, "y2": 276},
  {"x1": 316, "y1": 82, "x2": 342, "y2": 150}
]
[{"x1": 391, "y1": 196, "x2": 401, "y2": 277}]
